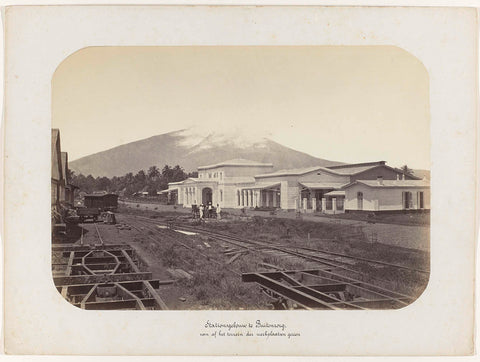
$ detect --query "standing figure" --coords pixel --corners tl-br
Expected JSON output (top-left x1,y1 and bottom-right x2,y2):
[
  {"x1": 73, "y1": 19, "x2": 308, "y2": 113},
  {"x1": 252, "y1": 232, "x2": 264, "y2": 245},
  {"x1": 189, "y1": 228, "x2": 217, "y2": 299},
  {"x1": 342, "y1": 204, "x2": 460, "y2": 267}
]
[
  {"x1": 199, "y1": 204, "x2": 204, "y2": 219},
  {"x1": 208, "y1": 202, "x2": 213, "y2": 218},
  {"x1": 216, "y1": 203, "x2": 221, "y2": 220}
]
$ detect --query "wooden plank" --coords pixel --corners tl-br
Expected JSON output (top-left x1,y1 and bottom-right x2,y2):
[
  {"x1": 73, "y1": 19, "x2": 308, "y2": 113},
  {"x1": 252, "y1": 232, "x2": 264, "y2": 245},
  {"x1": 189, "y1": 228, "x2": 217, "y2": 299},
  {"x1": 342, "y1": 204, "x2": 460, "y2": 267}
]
[
  {"x1": 55, "y1": 280, "x2": 168, "y2": 292},
  {"x1": 71, "y1": 263, "x2": 129, "y2": 272},
  {"x1": 301, "y1": 270, "x2": 411, "y2": 305},
  {"x1": 73, "y1": 256, "x2": 127, "y2": 264},
  {"x1": 53, "y1": 244, "x2": 132, "y2": 252},
  {"x1": 80, "y1": 284, "x2": 98, "y2": 309},
  {"x1": 75, "y1": 298, "x2": 157, "y2": 310},
  {"x1": 243, "y1": 273, "x2": 339, "y2": 310},
  {"x1": 279, "y1": 272, "x2": 303, "y2": 286},
  {"x1": 53, "y1": 272, "x2": 153, "y2": 286},
  {"x1": 121, "y1": 249, "x2": 140, "y2": 273},
  {"x1": 143, "y1": 281, "x2": 168, "y2": 310},
  {"x1": 61, "y1": 251, "x2": 75, "y2": 299},
  {"x1": 292, "y1": 283, "x2": 352, "y2": 293},
  {"x1": 226, "y1": 253, "x2": 243, "y2": 265},
  {"x1": 115, "y1": 283, "x2": 146, "y2": 310},
  {"x1": 330, "y1": 298, "x2": 411, "y2": 309}
]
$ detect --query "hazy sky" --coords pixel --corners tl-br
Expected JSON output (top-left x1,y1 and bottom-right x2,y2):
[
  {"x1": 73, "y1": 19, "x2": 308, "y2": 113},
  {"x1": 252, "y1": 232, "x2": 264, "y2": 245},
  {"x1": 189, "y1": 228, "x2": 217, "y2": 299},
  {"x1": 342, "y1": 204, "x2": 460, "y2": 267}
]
[{"x1": 52, "y1": 46, "x2": 430, "y2": 169}]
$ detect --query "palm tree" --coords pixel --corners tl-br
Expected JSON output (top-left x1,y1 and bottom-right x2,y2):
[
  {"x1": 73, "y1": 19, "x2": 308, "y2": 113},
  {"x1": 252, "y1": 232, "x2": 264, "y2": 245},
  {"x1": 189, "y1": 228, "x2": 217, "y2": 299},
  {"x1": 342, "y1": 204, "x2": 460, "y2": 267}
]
[
  {"x1": 401, "y1": 165, "x2": 414, "y2": 176},
  {"x1": 148, "y1": 166, "x2": 160, "y2": 181}
]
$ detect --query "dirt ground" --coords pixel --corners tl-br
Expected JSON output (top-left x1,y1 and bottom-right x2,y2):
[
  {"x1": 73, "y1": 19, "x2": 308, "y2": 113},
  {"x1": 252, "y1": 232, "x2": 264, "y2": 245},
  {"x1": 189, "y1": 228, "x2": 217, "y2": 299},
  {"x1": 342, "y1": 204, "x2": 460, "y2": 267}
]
[
  {"x1": 74, "y1": 220, "x2": 273, "y2": 310},
  {"x1": 67, "y1": 203, "x2": 430, "y2": 309},
  {"x1": 121, "y1": 200, "x2": 430, "y2": 251}
]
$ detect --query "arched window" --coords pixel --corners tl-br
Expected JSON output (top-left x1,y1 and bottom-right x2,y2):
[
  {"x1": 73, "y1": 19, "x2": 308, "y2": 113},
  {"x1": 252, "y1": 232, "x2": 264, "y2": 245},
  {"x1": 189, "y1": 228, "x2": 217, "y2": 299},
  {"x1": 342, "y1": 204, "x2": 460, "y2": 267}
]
[{"x1": 357, "y1": 192, "x2": 363, "y2": 210}]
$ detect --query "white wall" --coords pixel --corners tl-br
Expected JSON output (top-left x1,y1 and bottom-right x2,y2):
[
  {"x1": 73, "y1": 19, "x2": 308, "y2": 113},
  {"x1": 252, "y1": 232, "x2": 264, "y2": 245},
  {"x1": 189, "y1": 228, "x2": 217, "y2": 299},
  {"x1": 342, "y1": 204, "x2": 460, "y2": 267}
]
[{"x1": 344, "y1": 184, "x2": 431, "y2": 211}]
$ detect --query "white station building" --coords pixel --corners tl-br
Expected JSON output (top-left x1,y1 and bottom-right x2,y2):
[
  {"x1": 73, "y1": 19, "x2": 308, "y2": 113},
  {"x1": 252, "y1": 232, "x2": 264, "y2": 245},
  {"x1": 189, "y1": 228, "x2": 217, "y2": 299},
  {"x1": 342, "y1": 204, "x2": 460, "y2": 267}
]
[{"x1": 165, "y1": 158, "x2": 430, "y2": 213}]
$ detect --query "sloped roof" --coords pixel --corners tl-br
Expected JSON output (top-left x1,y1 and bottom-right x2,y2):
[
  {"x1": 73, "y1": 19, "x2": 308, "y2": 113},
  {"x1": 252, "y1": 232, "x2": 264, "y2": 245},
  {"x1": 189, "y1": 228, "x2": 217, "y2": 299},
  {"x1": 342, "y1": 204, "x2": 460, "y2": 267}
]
[
  {"x1": 168, "y1": 177, "x2": 199, "y2": 185},
  {"x1": 240, "y1": 182, "x2": 281, "y2": 190},
  {"x1": 61, "y1": 152, "x2": 68, "y2": 182},
  {"x1": 329, "y1": 164, "x2": 381, "y2": 175},
  {"x1": 51, "y1": 129, "x2": 60, "y2": 148},
  {"x1": 300, "y1": 182, "x2": 348, "y2": 190},
  {"x1": 51, "y1": 129, "x2": 62, "y2": 181},
  {"x1": 255, "y1": 166, "x2": 338, "y2": 178},
  {"x1": 324, "y1": 190, "x2": 346, "y2": 196},
  {"x1": 327, "y1": 161, "x2": 385, "y2": 170},
  {"x1": 344, "y1": 179, "x2": 430, "y2": 189},
  {"x1": 326, "y1": 161, "x2": 418, "y2": 178},
  {"x1": 198, "y1": 158, "x2": 273, "y2": 170},
  {"x1": 256, "y1": 161, "x2": 420, "y2": 180}
]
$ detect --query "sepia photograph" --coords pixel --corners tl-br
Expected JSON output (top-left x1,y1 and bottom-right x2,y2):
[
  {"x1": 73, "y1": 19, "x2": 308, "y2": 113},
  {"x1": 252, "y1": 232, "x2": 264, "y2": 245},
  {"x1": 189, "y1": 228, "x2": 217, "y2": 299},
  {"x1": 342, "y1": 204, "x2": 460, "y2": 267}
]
[
  {"x1": 4, "y1": 5, "x2": 475, "y2": 355},
  {"x1": 51, "y1": 46, "x2": 430, "y2": 311}
]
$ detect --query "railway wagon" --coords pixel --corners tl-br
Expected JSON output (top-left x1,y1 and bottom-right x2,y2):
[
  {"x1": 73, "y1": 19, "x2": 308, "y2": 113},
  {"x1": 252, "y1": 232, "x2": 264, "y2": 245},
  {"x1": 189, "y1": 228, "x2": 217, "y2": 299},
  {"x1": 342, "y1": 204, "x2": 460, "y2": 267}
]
[{"x1": 84, "y1": 193, "x2": 119, "y2": 211}]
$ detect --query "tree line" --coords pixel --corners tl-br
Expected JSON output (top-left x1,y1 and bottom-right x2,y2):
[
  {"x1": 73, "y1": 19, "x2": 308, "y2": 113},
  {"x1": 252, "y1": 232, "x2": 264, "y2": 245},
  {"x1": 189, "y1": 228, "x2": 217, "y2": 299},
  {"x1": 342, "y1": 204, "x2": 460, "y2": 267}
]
[{"x1": 68, "y1": 165, "x2": 197, "y2": 196}]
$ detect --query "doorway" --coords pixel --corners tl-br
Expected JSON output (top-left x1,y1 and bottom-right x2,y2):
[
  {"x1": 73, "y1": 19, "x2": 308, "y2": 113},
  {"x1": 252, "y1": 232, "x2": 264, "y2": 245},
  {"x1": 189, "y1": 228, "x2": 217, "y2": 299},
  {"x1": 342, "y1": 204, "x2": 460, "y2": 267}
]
[
  {"x1": 202, "y1": 187, "x2": 213, "y2": 205},
  {"x1": 357, "y1": 192, "x2": 363, "y2": 210}
]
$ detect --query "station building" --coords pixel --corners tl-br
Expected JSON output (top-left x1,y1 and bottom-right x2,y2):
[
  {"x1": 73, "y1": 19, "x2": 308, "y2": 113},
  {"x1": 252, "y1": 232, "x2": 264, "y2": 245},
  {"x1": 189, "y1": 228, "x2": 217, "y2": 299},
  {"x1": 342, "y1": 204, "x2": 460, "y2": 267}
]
[
  {"x1": 165, "y1": 158, "x2": 430, "y2": 213},
  {"x1": 52, "y1": 129, "x2": 76, "y2": 210}
]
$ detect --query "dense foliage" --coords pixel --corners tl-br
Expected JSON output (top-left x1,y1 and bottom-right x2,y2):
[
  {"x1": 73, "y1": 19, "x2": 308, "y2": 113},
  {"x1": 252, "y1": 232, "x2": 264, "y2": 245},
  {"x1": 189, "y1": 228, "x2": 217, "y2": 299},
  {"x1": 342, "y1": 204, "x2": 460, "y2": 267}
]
[{"x1": 68, "y1": 165, "x2": 197, "y2": 196}]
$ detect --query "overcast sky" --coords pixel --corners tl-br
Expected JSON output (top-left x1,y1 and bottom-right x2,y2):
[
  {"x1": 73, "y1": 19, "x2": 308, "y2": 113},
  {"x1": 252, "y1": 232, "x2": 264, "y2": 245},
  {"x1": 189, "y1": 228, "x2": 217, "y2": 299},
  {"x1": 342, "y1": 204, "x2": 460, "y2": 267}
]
[{"x1": 52, "y1": 46, "x2": 430, "y2": 169}]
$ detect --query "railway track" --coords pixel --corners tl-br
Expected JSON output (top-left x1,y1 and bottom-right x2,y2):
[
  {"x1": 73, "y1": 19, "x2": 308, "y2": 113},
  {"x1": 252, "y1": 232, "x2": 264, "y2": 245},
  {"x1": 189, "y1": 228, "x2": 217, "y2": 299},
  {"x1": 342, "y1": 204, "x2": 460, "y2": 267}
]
[
  {"x1": 124, "y1": 214, "x2": 429, "y2": 274},
  {"x1": 121, "y1": 214, "x2": 423, "y2": 309}
]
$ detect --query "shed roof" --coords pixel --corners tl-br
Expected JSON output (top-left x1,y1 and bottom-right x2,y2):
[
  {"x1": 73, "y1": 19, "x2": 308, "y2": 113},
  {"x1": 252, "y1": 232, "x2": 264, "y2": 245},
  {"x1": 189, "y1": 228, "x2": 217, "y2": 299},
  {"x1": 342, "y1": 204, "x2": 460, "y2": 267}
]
[
  {"x1": 324, "y1": 190, "x2": 346, "y2": 197},
  {"x1": 300, "y1": 182, "x2": 347, "y2": 190},
  {"x1": 198, "y1": 158, "x2": 273, "y2": 170}
]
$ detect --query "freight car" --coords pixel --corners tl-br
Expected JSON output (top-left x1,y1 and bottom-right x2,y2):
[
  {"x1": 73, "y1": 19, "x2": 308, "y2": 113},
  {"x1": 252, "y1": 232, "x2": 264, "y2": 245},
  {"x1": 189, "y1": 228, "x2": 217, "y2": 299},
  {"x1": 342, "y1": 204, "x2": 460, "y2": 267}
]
[
  {"x1": 83, "y1": 193, "x2": 119, "y2": 212},
  {"x1": 76, "y1": 207, "x2": 101, "y2": 223}
]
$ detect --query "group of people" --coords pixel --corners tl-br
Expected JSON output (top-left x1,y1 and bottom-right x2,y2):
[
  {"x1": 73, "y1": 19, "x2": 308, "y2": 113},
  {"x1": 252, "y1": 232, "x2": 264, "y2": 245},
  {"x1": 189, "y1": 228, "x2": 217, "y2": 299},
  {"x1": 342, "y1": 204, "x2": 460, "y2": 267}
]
[{"x1": 192, "y1": 202, "x2": 221, "y2": 220}]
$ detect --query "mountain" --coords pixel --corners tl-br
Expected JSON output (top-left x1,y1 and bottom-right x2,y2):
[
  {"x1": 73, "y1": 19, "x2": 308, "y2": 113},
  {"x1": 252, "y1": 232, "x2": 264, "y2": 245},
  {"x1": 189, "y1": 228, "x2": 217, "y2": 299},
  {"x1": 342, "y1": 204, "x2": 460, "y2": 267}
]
[{"x1": 69, "y1": 129, "x2": 344, "y2": 178}]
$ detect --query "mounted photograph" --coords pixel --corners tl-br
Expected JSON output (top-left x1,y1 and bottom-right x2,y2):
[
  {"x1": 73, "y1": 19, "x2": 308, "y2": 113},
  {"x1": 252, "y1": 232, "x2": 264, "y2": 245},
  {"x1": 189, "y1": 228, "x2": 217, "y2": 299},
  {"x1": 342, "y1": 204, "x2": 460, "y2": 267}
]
[{"x1": 51, "y1": 45, "x2": 430, "y2": 311}]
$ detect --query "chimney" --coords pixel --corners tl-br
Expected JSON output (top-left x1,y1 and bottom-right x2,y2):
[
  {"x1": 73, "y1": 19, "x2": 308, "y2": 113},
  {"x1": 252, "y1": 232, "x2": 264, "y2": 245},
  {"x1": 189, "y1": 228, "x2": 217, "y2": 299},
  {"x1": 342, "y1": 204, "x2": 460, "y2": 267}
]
[{"x1": 377, "y1": 176, "x2": 384, "y2": 185}]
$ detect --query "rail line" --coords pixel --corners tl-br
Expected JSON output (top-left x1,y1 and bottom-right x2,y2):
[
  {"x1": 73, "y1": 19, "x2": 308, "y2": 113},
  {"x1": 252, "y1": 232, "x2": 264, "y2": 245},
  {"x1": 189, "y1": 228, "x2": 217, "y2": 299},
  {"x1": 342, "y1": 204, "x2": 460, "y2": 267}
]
[
  {"x1": 123, "y1": 215, "x2": 419, "y2": 308},
  {"x1": 125, "y1": 214, "x2": 429, "y2": 274},
  {"x1": 94, "y1": 222, "x2": 105, "y2": 246}
]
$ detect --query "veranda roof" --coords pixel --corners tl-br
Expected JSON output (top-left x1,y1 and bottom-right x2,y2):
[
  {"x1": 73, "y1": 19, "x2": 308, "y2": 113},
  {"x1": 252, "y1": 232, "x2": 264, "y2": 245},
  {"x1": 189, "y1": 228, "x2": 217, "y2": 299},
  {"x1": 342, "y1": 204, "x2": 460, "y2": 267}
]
[
  {"x1": 241, "y1": 182, "x2": 281, "y2": 190},
  {"x1": 299, "y1": 182, "x2": 347, "y2": 190},
  {"x1": 324, "y1": 190, "x2": 346, "y2": 197}
]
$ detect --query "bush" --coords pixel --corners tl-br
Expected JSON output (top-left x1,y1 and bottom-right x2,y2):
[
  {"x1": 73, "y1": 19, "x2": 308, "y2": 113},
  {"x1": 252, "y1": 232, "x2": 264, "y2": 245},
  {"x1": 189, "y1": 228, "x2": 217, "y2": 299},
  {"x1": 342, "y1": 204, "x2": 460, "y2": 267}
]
[{"x1": 162, "y1": 245, "x2": 179, "y2": 267}]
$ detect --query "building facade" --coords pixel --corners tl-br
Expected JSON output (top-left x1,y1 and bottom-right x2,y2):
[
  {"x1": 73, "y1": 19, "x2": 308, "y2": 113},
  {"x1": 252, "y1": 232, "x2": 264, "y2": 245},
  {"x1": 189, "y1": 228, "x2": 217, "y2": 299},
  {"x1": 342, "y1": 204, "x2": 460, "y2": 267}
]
[
  {"x1": 52, "y1": 129, "x2": 76, "y2": 210},
  {"x1": 166, "y1": 158, "x2": 429, "y2": 213},
  {"x1": 165, "y1": 159, "x2": 274, "y2": 208}
]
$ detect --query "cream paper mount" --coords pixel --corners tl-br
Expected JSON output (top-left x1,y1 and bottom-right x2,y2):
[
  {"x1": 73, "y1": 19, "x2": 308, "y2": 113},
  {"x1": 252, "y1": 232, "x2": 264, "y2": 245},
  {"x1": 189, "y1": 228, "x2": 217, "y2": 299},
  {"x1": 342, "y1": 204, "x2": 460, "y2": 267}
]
[{"x1": 3, "y1": 5, "x2": 477, "y2": 356}]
